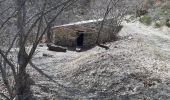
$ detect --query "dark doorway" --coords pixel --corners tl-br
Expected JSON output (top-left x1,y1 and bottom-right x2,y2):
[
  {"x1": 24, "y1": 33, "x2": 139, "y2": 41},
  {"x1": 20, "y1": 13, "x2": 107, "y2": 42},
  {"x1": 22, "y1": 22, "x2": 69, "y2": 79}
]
[{"x1": 76, "y1": 31, "x2": 84, "y2": 51}]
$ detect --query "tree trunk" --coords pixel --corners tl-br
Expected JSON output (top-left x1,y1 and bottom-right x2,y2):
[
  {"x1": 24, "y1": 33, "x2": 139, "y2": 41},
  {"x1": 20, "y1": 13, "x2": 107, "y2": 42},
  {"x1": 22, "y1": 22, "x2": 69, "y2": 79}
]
[
  {"x1": 15, "y1": 0, "x2": 33, "y2": 99},
  {"x1": 16, "y1": 68, "x2": 32, "y2": 100},
  {"x1": 16, "y1": 50, "x2": 33, "y2": 100}
]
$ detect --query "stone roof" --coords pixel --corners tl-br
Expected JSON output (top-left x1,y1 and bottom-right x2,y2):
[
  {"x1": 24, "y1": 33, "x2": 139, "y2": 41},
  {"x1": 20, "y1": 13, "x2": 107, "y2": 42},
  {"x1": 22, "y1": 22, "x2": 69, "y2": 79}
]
[{"x1": 51, "y1": 18, "x2": 105, "y2": 29}]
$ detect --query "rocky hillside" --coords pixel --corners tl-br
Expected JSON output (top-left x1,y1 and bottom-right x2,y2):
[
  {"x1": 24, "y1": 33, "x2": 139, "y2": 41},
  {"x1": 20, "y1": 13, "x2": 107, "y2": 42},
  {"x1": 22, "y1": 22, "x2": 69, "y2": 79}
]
[
  {"x1": 21, "y1": 20, "x2": 170, "y2": 99},
  {"x1": 1, "y1": 0, "x2": 170, "y2": 99}
]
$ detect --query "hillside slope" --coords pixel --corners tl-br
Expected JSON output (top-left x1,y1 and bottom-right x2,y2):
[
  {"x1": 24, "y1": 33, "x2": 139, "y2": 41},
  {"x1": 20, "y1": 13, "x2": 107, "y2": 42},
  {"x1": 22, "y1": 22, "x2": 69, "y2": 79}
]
[{"x1": 28, "y1": 21, "x2": 170, "y2": 99}]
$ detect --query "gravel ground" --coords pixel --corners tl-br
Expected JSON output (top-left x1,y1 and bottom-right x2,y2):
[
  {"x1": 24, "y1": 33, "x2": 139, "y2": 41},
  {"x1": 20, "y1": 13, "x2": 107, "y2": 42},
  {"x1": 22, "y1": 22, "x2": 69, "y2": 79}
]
[{"x1": 1, "y1": 21, "x2": 170, "y2": 100}]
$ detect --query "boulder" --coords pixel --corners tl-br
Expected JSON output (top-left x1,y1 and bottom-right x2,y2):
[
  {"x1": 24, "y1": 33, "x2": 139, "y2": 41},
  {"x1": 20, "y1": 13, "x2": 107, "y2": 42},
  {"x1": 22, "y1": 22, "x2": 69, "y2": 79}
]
[{"x1": 47, "y1": 43, "x2": 67, "y2": 52}]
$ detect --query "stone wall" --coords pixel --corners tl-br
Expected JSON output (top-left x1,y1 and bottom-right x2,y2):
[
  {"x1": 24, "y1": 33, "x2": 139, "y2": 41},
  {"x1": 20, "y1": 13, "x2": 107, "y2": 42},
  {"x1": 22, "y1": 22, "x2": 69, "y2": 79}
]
[
  {"x1": 52, "y1": 25, "x2": 98, "y2": 48},
  {"x1": 51, "y1": 20, "x2": 122, "y2": 48}
]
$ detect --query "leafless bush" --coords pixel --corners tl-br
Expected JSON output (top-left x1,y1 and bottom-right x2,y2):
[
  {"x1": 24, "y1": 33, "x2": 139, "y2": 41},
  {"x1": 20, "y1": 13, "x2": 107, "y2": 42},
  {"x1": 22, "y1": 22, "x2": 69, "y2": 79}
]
[{"x1": 0, "y1": 0, "x2": 78, "y2": 99}]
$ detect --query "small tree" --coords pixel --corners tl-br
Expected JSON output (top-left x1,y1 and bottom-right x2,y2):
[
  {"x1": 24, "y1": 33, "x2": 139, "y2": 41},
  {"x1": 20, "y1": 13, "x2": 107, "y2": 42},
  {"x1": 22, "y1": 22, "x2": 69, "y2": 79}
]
[{"x1": 0, "y1": 0, "x2": 78, "y2": 99}]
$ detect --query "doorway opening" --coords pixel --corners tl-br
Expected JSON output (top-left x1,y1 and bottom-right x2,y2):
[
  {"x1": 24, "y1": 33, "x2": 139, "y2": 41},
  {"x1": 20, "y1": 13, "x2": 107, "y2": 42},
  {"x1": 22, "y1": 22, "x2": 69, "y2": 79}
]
[{"x1": 76, "y1": 31, "x2": 84, "y2": 52}]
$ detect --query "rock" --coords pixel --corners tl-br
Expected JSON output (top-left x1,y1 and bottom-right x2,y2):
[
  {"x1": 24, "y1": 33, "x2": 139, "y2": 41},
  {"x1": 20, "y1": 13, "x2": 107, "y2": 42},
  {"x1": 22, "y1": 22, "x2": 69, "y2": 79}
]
[
  {"x1": 42, "y1": 53, "x2": 53, "y2": 57},
  {"x1": 39, "y1": 44, "x2": 44, "y2": 47},
  {"x1": 136, "y1": 10, "x2": 148, "y2": 17},
  {"x1": 47, "y1": 43, "x2": 67, "y2": 52},
  {"x1": 114, "y1": 46, "x2": 118, "y2": 48}
]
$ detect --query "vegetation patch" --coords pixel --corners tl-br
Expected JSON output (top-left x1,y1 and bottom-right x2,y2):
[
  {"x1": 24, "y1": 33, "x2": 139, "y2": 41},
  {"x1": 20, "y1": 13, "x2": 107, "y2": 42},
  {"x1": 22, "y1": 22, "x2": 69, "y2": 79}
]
[
  {"x1": 166, "y1": 19, "x2": 170, "y2": 27},
  {"x1": 139, "y1": 16, "x2": 152, "y2": 26},
  {"x1": 154, "y1": 21, "x2": 162, "y2": 28},
  {"x1": 154, "y1": 20, "x2": 165, "y2": 28}
]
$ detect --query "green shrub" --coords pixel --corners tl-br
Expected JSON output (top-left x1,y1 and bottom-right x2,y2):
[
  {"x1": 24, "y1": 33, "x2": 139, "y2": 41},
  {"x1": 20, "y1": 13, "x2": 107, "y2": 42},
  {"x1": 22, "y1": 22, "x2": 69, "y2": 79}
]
[
  {"x1": 153, "y1": 19, "x2": 170, "y2": 28},
  {"x1": 139, "y1": 16, "x2": 152, "y2": 26},
  {"x1": 154, "y1": 22, "x2": 161, "y2": 28},
  {"x1": 154, "y1": 20, "x2": 163, "y2": 28},
  {"x1": 166, "y1": 20, "x2": 170, "y2": 27}
]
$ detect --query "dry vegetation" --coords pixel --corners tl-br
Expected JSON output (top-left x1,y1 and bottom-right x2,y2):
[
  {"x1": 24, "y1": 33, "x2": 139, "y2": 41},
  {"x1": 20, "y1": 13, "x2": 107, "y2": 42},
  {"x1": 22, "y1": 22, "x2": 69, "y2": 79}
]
[{"x1": 0, "y1": 0, "x2": 170, "y2": 100}]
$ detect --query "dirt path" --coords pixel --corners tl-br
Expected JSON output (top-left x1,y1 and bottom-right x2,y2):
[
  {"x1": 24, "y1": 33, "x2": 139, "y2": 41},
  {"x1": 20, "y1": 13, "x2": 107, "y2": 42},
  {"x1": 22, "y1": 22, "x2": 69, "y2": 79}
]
[{"x1": 123, "y1": 21, "x2": 170, "y2": 53}]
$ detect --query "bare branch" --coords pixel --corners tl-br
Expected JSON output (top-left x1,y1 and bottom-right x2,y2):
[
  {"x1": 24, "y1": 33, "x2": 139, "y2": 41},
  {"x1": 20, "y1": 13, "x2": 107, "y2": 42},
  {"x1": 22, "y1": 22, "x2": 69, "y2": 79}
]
[
  {"x1": 5, "y1": 34, "x2": 18, "y2": 55},
  {"x1": 0, "y1": 49, "x2": 16, "y2": 80},
  {"x1": 0, "y1": 64, "x2": 12, "y2": 99},
  {"x1": 0, "y1": 6, "x2": 15, "y2": 16},
  {"x1": 26, "y1": 0, "x2": 78, "y2": 65},
  {"x1": 96, "y1": 0, "x2": 120, "y2": 44},
  {"x1": 0, "y1": 93, "x2": 10, "y2": 100},
  {"x1": 0, "y1": 10, "x2": 17, "y2": 31}
]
